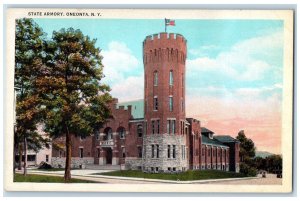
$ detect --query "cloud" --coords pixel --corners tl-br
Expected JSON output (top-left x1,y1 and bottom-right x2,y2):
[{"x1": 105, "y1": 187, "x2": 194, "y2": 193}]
[
  {"x1": 102, "y1": 41, "x2": 139, "y2": 84},
  {"x1": 186, "y1": 31, "x2": 283, "y2": 81},
  {"x1": 110, "y1": 75, "x2": 144, "y2": 102},
  {"x1": 101, "y1": 41, "x2": 144, "y2": 102}
]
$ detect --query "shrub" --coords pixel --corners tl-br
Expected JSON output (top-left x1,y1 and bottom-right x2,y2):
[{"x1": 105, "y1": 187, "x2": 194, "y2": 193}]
[{"x1": 240, "y1": 163, "x2": 257, "y2": 177}]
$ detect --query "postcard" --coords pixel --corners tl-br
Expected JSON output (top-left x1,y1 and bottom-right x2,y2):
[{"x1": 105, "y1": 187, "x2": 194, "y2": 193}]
[{"x1": 4, "y1": 8, "x2": 294, "y2": 193}]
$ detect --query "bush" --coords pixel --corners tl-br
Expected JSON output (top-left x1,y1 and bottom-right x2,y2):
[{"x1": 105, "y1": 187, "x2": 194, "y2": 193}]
[
  {"x1": 240, "y1": 163, "x2": 257, "y2": 177},
  {"x1": 38, "y1": 161, "x2": 52, "y2": 169}
]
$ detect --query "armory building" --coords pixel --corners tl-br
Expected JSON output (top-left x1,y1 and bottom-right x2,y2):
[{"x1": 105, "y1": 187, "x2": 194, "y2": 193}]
[{"x1": 51, "y1": 32, "x2": 240, "y2": 173}]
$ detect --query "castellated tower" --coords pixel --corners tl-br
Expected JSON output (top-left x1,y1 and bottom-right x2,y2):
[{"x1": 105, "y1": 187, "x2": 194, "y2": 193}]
[{"x1": 142, "y1": 32, "x2": 188, "y2": 172}]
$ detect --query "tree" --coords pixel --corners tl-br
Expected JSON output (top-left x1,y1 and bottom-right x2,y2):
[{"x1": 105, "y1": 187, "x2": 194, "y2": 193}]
[
  {"x1": 236, "y1": 130, "x2": 257, "y2": 176},
  {"x1": 236, "y1": 130, "x2": 255, "y2": 162},
  {"x1": 36, "y1": 28, "x2": 112, "y2": 182},
  {"x1": 15, "y1": 18, "x2": 49, "y2": 175}
]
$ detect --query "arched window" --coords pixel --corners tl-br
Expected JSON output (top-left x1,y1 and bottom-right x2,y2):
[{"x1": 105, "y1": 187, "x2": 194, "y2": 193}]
[
  {"x1": 103, "y1": 127, "x2": 113, "y2": 140},
  {"x1": 153, "y1": 71, "x2": 158, "y2": 86},
  {"x1": 169, "y1": 70, "x2": 173, "y2": 86},
  {"x1": 117, "y1": 127, "x2": 126, "y2": 139}
]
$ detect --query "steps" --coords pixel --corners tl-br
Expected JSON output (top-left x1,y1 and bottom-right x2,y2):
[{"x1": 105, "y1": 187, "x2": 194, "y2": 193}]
[{"x1": 85, "y1": 164, "x2": 121, "y2": 170}]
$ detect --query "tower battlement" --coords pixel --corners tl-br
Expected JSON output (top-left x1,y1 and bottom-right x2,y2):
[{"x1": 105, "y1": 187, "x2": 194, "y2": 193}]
[
  {"x1": 143, "y1": 32, "x2": 187, "y2": 45},
  {"x1": 143, "y1": 32, "x2": 187, "y2": 64}
]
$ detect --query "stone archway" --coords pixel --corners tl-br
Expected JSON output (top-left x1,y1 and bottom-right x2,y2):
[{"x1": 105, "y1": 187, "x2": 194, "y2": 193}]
[{"x1": 106, "y1": 148, "x2": 112, "y2": 165}]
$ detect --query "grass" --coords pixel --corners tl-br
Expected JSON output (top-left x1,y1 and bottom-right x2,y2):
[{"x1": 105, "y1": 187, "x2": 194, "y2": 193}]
[
  {"x1": 98, "y1": 170, "x2": 247, "y2": 181},
  {"x1": 14, "y1": 173, "x2": 98, "y2": 183}
]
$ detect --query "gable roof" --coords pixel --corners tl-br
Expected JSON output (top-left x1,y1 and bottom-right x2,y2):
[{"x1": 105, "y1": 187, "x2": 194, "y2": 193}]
[
  {"x1": 117, "y1": 99, "x2": 144, "y2": 119},
  {"x1": 214, "y1": 135, "x2": 240, "y2": 143},
  {"x1": 201, "y1": 135, "x2": 228, "y2": 148},
  {"x1": 201, "y1": 127, "x2": 214, "y2": 134}
]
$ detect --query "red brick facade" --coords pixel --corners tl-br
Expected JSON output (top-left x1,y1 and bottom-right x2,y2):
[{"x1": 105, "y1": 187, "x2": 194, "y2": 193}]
[{"x1": 51, "y1": 32, "x2": 240, "y2": 173}]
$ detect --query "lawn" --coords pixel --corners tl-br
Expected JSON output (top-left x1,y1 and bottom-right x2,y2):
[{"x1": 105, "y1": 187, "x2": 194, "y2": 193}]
[
  {"x1": 14, "y1": 173, "x2": 97, "y2": 183},
  {"x1": 98, "y1": 170, "x2": 247, "y2": 181}
]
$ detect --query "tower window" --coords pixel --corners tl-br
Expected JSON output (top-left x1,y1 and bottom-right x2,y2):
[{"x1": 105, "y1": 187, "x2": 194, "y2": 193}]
[
  {"x1": 156, "y1": 144, "x2": 159, "y2": 158},
  {"x1": 153, "y1": 97, "x2": 158, "y2": 110},
  {"x1": 169, "y1": 70, "x2": 173, "y2": 86},
  {"x1": 169, "y1": 96, "x2": 173, "y2": 112},
  {"x1": 151, "y1": 120, "x2": 155, "y2": 134},
  {"x1": 151, "y1": 145, "x2": 155, "y2": 158},
  {"x1": 167, "y1": 120, "x2": 176, "y2": 134},
  {"x1": 181, "y1": 99, "x2": 184, "y2": 112},
  {"x1": 154, "y1": 71, "x2": 158, "y2": 86},
  {"x1": 173, "y1": 145, "x2": 176, "y2": 158},
  {"x1": 167, "y1": 145, "x2": 171, "y2": 158},
  {"x1": 157, "y1": 120, "x2": 160, "y2": 134}
]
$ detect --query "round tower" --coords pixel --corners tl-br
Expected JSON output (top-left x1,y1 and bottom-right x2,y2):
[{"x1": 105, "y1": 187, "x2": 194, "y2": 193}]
[{"x1": 142, "y1": 32, "x2": 188, "y2": 172}]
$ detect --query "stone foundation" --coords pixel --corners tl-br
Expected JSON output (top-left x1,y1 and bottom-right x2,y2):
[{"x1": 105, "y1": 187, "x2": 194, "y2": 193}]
[
  {"x1": 51, "y1": 157, "x2": 93, "y2": 169},
  {"x1": 125, "y1": 157, "x2": 143, "y2": 170},
  {"x1": 142, "y1": 134, "x2": 188, "y2": 172}
]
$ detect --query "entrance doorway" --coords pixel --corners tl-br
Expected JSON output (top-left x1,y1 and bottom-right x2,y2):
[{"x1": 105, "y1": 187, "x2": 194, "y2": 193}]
[{"x1": 106, "y1": 148, "x2": 112, "y2": 165}]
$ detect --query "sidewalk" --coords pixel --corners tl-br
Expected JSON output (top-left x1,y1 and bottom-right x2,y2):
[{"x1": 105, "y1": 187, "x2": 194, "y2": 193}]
[{"x1": 18, "y1": 169, "x2": 260, "y2": 184}]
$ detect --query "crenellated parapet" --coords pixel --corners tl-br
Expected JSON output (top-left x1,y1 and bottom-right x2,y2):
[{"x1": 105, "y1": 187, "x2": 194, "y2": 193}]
[{"x1": 143, "y1": 32, "x2": 187, "y2": 64}]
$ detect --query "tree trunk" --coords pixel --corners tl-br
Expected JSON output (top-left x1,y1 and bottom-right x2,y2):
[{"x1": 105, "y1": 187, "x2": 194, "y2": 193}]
[
  {"x1": 23, "y1": 136, "x2": 27, "y2": 176},
  {"x1": 18, "y1": 143, "x2": 22, "y2": 170},
  {"x1": 13, "y1": 143, "x2": 17, "y2": 174},
  {"x1": 64, "y1": 128, "x2": 72, "y2": 182}
]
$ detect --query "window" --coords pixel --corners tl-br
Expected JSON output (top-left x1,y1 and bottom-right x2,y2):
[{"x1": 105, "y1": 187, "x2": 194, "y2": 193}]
[
  {"x1": 137, "y1": 125, "x2": 143, "y2": 137},
  {"x1": 151, "y1": 120, "x2": 155, "y2": 134},
  {"x1": 118, "y1": 127, "x2": 125, "y2": 139},
  {"x1": 181, "y1": 99, "x2": 184, "y2": 112},
  {"x1": 156, "y1": 167, "x2": 159, "y2": 172},
  {"x1": 46, "y1": 155, "x2": 49, "y2": 162},
  {"x1": 169, "y1": 70, "x2": 173, "y2": 85},
  {"x1": 156, "y1": 144, "x2": 159, "y2": 158},
  {"x1": 173, "y1": 145, "x2": 176, "y2": 158},
  {"x1": 173, "y1": 167, "x2": 176, "y2": 171},
  {"x1": 151, "y1": 145, "x2": 155, "y2": 158},
  {"x1": 208, "y1": 147, "x2": 211, "y2": 157},
  {"x1": 79, "y1": 148, "x2": 84, "y2": 158},
  {"x1": 154, "y1": 71, "x2": 158, "y2": 86},
  {"x1": 157, "y1": 120, "x2": 160, "y2": 134},
  {"x1": 167, "y1": 145, "x2": 171, "y2": 158},
  {"x1": 167, "y1": 120, "x2": 176, "y2": 134},
  {"x1": 80, "y1": 135, "x2": 86, "y2": 140},
  {"x1": 202, "y1": 148, "x2": 205, "y2": 156},
  {"x1": 172, "y1": 120, "x2": 176, "y2": 134},
  {"x1": 153, "y1": 97, "x2": 158, "y2": 110},
  {"x1": 122, "y1": 147, "x2": 126, "y2": 158},
  {"x1": 169, "y1": 96, "x2": 173, "y2": 112},
  {"x1": 138, "y1": 146, "x2": 143, "y2": 158},
  {"x1": 104, "y1": 127, "x2": 113, "y2": 140},
  {"x1": 213, "y1": 148, "x2": 216, "y2": 157}
]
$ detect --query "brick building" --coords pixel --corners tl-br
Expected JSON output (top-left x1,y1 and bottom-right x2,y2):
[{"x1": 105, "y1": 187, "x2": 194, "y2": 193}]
[{"x1": 51, "y1": 32, "x2": 240, "y2": 173}]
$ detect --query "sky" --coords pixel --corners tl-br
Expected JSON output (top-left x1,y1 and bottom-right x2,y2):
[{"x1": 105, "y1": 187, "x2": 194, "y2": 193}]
[{"x1": 34, "y1": 18, "x2": 284, "y2": 154}]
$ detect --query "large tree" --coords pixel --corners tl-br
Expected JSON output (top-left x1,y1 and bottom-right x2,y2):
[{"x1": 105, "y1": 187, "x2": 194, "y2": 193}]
[
  {"x1": 236, "y1": 130, "x2": 257, "y2": 176},
  {"x1": 15, "y1": 18, "x2": 49, "y2": 175},
  {"x1": 36, "y1": 28, "x2": 112, "y2": 182}
]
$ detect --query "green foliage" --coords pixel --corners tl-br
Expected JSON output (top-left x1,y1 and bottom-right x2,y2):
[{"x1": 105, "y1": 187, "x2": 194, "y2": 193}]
[
  {"x1": 254, "y1": 154, "x2": 282, "y2": 173},
  {"x1": 237, "y1": 130, "x2": 256, "y2": 161},
  {"x1": 239, "y1": 163, "x2": 257, "y2": 177},
  {"x1": 236, "y1": 130, "x2": 257, "y2": 176},
  {"x1": 36, "y1": 27, "x2": 112, "y2": 138},
  {"x1": 14, "y1": 174, "x2": 97, "y2": 183},
  {"x1": 100, "y1": 170, "x2": 247, "y2": 181},
  {"x1": 15, "y1": 18, "x2": 50, "y2": 171}
]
